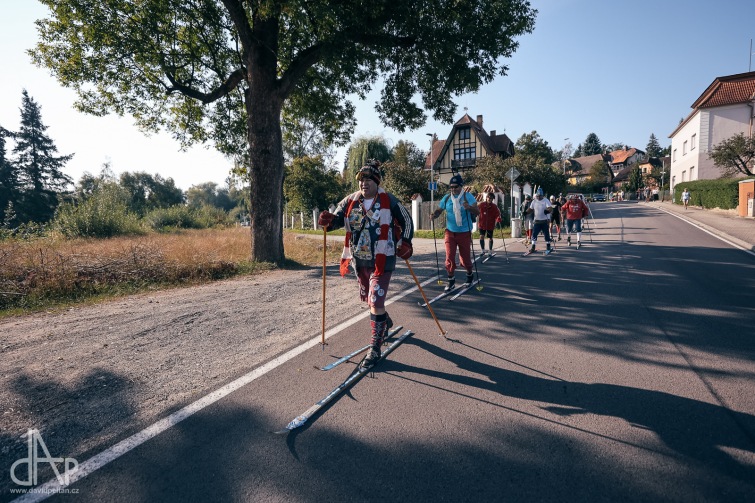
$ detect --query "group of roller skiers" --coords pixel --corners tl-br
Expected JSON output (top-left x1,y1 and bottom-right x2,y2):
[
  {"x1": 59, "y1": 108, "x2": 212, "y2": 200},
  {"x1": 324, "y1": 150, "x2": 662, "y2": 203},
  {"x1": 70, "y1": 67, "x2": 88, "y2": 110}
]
[
  {"x1": 317, "y1": 160, "x2": 591, "y2": 369},
  {"x1": 520, "y1": 188, "x2": 591, "y2": 254}
]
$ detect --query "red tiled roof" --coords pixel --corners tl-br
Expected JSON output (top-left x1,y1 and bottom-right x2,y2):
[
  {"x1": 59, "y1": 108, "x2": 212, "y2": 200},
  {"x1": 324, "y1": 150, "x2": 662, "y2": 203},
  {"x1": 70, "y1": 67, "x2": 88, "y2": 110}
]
[
  {"x1": 609, "y1": 148, "x2": 637, "y2": 164},
  {"x1": 691, "y1": 71, "x2": 755, "y2": 109}
]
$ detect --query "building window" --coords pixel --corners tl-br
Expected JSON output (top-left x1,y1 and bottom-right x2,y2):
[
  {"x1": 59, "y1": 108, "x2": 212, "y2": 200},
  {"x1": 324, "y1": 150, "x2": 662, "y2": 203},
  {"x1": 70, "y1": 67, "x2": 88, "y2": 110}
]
[
  {"x1": 454, "y1": 147, "x2": 476, "y2": 160},
  {"x1": 683, "y1": 141, "x2": 687, "y2": 155},
  {"x1": 673, "y1": 148, "x2": 677, "y2": 162},
  {"x1": 691, "y1": 134, "x2": 696, "y2": 150},
  {"x1": 459, "y1": 128, "x2": 470, "y2": 140},
  {"x1": 690, "y1": 166, "x2": 695, "y2": 180},
  {"x1": 682, "y1": 170, "x2": 686, "y2": 182}
]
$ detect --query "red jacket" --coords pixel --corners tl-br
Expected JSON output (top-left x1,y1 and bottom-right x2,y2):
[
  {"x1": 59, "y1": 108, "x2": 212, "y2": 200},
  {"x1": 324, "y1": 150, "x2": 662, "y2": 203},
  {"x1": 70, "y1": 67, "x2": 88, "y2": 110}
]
[
  {"x1": 477, "y1": 201, "x2": 501, "y2": 230},
  {"x1": 562, "y1": 199, "x2": 588, "y2": 220}
]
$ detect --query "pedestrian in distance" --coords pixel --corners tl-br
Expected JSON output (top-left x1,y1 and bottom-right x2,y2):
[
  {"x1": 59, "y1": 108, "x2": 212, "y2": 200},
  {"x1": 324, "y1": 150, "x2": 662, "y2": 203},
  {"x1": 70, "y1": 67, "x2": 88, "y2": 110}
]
[
  {"x1": 682, "y1": 188, "x2": 690, "y2": 210},
  {"x1": 477, "y1": 192, "x2": 501, "y2": 255},
  {"x1": 549, "y1": 195, "x2": 563, "y2": 241},
  {"x1": 317, "y1": 160, "x2": 414, "y2": 369},
  {"x1": 431, "y1": 174, "x2": 479, "y2": 292},
  {"x1": 523, "y1": 187, "x2": 553, "y2": 256},
  {"x1": 521, "y1": 194, "x2": 535, "y2": 246},
  {"x1": 562, "y1": 193, "x2": 589, "y2": 249}
]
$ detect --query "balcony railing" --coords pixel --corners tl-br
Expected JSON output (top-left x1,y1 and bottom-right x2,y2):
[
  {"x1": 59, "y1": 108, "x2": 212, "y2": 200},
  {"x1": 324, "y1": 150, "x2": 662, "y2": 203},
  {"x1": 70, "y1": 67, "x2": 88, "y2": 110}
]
[{"x1": 451, "y1": 158, "x2": 477, "y2": 169}]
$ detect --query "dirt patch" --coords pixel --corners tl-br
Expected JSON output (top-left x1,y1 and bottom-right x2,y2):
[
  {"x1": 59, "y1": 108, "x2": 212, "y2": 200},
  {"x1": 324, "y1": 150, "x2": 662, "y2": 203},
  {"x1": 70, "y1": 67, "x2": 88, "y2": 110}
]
[{"x1": 0, "y1": 237, "x2": 443, "y2": 493}]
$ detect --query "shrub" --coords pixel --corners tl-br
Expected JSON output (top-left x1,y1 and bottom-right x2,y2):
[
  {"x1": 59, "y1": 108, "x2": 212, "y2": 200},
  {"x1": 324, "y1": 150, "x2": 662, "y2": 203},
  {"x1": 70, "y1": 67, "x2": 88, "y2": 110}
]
[
  {"x1": 54, "y1": 184, "x2": 143, "y2": 238},
  {"x1": 144, "y1": 204, "x2": 233, "y2": 231},
  {"x1": 673, "y1": 179, "x2": 742, "y2": 209}
]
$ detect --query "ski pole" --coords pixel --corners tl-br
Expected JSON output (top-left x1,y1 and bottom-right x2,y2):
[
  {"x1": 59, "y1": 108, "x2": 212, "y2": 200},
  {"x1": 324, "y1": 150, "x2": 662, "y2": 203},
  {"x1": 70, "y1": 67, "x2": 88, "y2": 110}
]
[
  {"x1": 464, "y1": 201, "x2": 483, "y2": 292},
  {"x1": 404, "y1": 259, "x2": 446, "y2": 337},
  {"x1": 498, "y1": 224, "x2": 509, "y2": 263},
  {"x1": 321, "y1": 228, "x2": 328, "y2": 347},
  {"x1": 431, "y1": 216, "x2": 443, "y2": 285}
]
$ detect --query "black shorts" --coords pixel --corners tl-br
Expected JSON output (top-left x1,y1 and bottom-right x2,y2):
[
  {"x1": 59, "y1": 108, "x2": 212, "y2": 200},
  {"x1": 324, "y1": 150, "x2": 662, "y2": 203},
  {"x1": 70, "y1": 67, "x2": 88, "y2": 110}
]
[{"x1": 479, "y1": 229, "x2": 494, "y2": 239}]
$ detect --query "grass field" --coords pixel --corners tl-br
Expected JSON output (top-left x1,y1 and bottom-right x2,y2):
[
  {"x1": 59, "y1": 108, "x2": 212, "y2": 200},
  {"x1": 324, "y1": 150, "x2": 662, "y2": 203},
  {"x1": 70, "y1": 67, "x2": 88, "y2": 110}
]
[{"x1": 0, "y1": 228, "x2": 342, "y2": 315}]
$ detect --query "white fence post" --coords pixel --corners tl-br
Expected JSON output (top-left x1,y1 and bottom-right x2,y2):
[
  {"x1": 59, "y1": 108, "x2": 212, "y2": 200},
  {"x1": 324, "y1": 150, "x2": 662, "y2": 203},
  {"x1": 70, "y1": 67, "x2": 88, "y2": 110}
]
[{"x1": 312, "y1": 208, "x2": 319, "y2": 230}]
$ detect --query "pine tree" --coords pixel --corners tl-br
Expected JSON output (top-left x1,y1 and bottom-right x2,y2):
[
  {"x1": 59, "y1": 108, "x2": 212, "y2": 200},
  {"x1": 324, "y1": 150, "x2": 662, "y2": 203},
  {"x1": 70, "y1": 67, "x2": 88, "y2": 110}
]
[
  {"x1": 12, "y1": 90, "x2": 74, "y2": 222},
  {"x1": 0, "y1": 126, "x2": 20, "y2": 225},
  {"x1": 582, "y1": 133, "x2": 603, "y2": 156},
  {"x1": 646, "y1": 133, "x2": 662, "y2": 158}
]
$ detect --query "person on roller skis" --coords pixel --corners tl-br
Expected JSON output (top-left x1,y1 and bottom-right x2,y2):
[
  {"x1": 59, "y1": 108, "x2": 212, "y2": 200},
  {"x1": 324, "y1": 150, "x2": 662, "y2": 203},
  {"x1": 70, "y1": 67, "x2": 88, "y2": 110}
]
[
  {"x1": 549, "y1": 195, "x2": 563, "y2": 241},
  {"x1": 523, "y1": 187, "x2": 553, "y2": 256},
  {"x1": 431, "y1": 174, "x2": 479, "y2": 292},
  {"x1": 562, "y1": 193, "x2": 589, "y2": 249},
  {"x1": 318, "y1": 160, "x2": 414, "y2": 369},
  {"x1": 520, "y1": 194, "x2": 534, "y2": 246},
  {"x1": 477, "y1": 192, "x2": 501, "y2": 256}
]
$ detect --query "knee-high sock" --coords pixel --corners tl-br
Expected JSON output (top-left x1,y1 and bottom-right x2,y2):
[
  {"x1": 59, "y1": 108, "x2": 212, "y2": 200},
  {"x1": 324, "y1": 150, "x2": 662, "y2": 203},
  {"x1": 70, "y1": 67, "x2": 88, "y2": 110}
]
[{"x1": 370, "y1": 313, "x2": 387, "y2": 348}]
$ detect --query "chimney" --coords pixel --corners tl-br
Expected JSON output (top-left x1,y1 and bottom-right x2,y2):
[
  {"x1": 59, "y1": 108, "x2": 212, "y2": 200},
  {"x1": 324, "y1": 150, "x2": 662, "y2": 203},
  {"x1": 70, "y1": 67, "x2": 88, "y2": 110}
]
[
  {"x1": 476, "y1": 115, "x2": 483, "y2": 127},
  {"x1": 490, "y1": 130, "x2": 496, "y2": 137}
]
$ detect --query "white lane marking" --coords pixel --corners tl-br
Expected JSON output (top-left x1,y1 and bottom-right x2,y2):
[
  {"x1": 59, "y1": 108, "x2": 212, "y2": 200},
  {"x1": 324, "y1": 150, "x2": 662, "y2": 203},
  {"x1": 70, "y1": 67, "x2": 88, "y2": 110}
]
[
  {"x1": 658, "y1": 207, "x2": 755, "y2": 258},
  {"x1": 12, "y1": 273, "x2": 440, "y2": 502}
]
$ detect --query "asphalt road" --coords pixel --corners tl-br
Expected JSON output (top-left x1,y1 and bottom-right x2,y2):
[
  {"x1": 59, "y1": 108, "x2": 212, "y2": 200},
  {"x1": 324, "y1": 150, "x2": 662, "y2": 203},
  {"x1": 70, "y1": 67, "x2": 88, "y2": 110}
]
[{"x1": 26, "y1": 202, "x2": 755, "y2": 502}]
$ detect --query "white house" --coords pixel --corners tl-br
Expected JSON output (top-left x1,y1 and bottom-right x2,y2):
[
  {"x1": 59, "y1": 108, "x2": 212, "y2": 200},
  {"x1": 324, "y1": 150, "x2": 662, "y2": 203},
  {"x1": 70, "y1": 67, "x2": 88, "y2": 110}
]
[{"x1": 668, "y1": 71, "x2": 755, "y2": 191}]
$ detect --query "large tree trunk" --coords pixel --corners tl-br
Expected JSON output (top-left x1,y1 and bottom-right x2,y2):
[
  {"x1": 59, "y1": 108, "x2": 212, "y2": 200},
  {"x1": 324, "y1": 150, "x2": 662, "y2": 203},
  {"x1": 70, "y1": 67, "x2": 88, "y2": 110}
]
[
  {"x1": 245, "y1": 15, "x2": 285, "y2": 265},
  {"x1": 246, "y1": 88, "x2": 285, "y2": 265}
]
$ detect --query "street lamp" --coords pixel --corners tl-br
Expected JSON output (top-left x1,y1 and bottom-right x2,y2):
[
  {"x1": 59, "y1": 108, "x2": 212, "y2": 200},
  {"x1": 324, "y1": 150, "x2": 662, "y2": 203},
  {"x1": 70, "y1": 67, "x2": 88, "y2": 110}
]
[
  {"x1": 426, "y1": 133, "x2": 435, "y2": 209},
  {"x1": 562, "y1": 138, "x2": 570, "y2": 175},
  {"x1": 661, "y1": 160, "x2": 666, "y2": 202}
]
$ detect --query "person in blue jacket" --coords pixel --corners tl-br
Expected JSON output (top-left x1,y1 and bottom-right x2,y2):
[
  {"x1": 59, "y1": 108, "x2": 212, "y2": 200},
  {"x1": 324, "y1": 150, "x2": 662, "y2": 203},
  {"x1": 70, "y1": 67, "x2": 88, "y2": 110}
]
[{"x1": 431, "y1": 174, "x2": 479, "y2": 291}]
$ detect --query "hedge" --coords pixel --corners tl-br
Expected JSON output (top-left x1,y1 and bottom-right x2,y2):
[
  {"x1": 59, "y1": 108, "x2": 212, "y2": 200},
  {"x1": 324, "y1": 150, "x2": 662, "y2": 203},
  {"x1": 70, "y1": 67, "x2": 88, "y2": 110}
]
[{"x1": 673, "y1": 178, "x2": 743, "y2": 210}]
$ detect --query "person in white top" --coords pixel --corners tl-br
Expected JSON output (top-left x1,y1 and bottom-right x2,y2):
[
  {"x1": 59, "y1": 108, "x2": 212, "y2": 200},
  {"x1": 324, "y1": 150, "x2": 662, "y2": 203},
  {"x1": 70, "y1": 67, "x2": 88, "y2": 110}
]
[{"x1": 524, "y1": 187, "x2": 553, "y2": 256}]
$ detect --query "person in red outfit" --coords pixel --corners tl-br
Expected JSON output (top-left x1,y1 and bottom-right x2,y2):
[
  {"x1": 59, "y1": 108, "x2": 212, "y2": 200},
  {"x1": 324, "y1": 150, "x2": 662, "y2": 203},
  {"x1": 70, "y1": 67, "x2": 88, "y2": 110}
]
[
  {"x1": 477, "y1": 192, "x2": 501, "y2": 255},
  {"x1": 561, "y1": 194, "x2": 589, "y2": 249}
]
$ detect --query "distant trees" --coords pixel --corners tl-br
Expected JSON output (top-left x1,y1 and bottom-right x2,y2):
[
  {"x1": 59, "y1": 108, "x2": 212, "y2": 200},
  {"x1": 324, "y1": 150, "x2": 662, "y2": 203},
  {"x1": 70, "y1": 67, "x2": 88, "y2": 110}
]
[
  {"x1": 709, "y1": 133, "x2": 755, "y2": 177},
  {"x1": 119, "y1": 172, "x2": 184, "y2": 216},
  {"x1": 343, "y1": 136, "x2": 392, "y2": 191},
  {"x1": 283, "y1": 156, "x2": 345, "y2": 215}
]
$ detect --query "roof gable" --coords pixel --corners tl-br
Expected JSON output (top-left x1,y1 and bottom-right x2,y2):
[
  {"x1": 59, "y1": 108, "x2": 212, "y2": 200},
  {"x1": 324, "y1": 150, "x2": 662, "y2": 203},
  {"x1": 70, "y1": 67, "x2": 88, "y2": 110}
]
[{"x1": 692, "y1": 71, "x2": 755, "y2": 109}]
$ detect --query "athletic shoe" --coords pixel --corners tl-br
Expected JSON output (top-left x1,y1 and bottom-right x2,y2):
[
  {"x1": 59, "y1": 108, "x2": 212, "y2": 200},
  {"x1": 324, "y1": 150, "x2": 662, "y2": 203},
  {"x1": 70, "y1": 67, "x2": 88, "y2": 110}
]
[
  {"x1": 462, "y1": 274, "x2": 474, "y2": 287},
  {"x1": 523, "y1": 250, "x2": 534, "y2": 256},
  {"x1": 576, "y1": 242, "x2": 581, "y2": 249},
  {"x1": 444, "y1": 278, "x2": 456, "y2": 292},
  {"x1": 567, "y1": 236, "x2": 571, "y2": 245}
]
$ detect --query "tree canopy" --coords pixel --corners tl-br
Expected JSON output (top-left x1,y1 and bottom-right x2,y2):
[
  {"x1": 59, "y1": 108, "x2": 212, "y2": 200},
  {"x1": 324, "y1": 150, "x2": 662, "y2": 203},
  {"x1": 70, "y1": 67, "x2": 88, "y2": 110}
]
[
  {"x1": 709, "y1": 133, "x2": 755, "y2": 177},
  {"x1": 32, "y1": 0, "x2": 537, "y2": 263}
]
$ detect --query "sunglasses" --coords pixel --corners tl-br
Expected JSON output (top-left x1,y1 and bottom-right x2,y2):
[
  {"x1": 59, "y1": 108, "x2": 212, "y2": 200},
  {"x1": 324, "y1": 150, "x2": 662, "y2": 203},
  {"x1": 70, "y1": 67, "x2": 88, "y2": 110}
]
[{"x1": 449, "y1": 185, "x2": 460, "y2": 189}]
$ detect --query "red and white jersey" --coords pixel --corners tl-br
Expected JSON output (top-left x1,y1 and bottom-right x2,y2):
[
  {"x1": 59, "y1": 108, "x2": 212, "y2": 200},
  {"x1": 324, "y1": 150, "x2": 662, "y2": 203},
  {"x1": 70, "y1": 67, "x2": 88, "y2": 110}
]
[{"x1": 562, "y1": 199, "x2": 588, "y2": 220}]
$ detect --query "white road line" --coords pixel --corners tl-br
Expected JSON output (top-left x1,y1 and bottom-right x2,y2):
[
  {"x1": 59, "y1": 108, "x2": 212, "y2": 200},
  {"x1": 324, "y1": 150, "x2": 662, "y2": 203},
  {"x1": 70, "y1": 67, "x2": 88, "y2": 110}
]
[{"x1": 12, "y1": 273, "x2": 440, "y2": 502}]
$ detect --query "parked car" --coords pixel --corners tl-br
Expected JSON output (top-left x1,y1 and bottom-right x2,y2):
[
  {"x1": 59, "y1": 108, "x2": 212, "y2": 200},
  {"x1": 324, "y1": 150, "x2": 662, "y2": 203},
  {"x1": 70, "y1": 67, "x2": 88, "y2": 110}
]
[{"x1": 592, "y1": 193, "x2": 606, "y2": 202}]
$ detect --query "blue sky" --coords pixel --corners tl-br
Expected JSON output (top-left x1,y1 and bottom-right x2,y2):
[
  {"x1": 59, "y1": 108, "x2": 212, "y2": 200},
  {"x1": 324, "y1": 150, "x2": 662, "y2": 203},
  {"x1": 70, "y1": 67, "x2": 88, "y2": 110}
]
[{"x1": 2, "y1": 0, "x2": 754, "y2": 190}]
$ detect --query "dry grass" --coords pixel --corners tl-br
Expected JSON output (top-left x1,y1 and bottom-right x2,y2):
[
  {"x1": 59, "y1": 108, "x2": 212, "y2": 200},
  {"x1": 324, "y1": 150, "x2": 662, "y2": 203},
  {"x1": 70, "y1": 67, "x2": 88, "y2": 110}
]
[{"x1": 0, "y1": 228, "x2": 343, "y2": 314}]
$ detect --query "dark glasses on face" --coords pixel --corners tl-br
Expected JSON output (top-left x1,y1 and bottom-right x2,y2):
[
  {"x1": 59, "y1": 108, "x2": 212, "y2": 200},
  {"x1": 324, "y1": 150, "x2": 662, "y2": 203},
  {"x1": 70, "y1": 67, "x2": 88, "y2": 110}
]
[{"x1": 450, "y1": 185, "x2": 460, "y2": 189}]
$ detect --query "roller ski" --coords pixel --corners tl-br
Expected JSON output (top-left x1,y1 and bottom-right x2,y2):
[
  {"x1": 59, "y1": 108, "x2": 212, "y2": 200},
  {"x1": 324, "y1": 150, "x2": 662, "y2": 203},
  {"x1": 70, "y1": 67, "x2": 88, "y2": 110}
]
[
  {"x1": 543, "y1": 248, "x2": 553, "y2": 256},
  {"x1": 482, "y1": 252, "x2": 496, "y2": 263}
]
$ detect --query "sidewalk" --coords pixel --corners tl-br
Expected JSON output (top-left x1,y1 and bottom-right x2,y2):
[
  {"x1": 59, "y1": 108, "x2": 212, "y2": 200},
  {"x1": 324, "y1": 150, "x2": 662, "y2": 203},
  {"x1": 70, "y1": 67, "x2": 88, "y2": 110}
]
[{"x1": 652, "y1": 199, "x2": 755, "y2": 252}]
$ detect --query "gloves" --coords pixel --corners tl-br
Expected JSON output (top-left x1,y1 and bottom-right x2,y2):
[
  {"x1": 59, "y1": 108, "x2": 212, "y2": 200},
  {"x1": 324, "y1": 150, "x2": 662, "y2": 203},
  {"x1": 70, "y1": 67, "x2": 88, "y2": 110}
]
[
  {"x1": 318, "y1": 210, "x2": 334, "y2": 228},
  {"x1": 397, "y1": 241, "x2": 413, "y2": 260}
]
